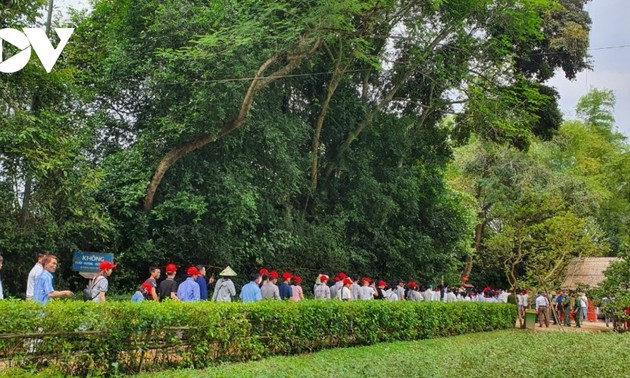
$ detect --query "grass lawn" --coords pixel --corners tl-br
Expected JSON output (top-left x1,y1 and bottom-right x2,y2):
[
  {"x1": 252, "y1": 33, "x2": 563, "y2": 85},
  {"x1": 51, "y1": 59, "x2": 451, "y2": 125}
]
[{"x1": 132, "y1": 329, "x2": 630, "y2": 378}]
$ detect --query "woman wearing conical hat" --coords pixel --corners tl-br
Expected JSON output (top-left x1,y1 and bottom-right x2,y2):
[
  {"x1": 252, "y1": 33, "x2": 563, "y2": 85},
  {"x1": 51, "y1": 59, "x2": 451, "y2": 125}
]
[{"x1": 212, "y1": 266, "x2": 237, "y2": 302}]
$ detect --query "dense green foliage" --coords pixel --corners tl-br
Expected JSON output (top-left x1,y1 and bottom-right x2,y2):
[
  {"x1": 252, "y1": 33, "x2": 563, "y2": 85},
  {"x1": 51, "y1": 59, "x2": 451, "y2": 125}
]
[
  {"x1": 0, "y1": 299, "x2": 515, "y2": 375},
  {"x1": 2, "y1": 0, "x2": 624, "y2": 300},
  {"x1": 449, "y1": 87, "x2": 629, "y2": 289}
]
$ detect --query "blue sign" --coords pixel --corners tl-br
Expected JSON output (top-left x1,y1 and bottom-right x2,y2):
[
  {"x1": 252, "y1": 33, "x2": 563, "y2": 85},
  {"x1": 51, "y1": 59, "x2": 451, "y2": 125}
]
[{"x1": 72, "y1": 251, "x2": 114, "y2": 273}]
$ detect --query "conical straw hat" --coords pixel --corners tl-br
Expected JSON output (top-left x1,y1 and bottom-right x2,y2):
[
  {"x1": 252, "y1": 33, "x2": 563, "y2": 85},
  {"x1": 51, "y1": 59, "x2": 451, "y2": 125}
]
[{"x1": 219, "y1": 266, "x2": 237, "y2": 276}]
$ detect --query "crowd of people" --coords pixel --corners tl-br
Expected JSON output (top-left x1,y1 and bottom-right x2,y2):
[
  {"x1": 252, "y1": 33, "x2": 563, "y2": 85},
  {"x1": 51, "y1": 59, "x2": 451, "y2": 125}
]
[
  {"x1": 3, "y1": 252, "x2": 577, "y2": 313},
  {"x1": 131, "y1": 266, "x2": 507, "y2": 304},
  {"x1": 524, "y1": 289, "x2": 593, "y2": 328}
]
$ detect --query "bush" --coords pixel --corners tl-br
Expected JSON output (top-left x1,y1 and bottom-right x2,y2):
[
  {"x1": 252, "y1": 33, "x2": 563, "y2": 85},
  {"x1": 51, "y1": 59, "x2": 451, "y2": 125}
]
[{"x1": 0, "y1": 299, "x2": 515, "y2": 375}]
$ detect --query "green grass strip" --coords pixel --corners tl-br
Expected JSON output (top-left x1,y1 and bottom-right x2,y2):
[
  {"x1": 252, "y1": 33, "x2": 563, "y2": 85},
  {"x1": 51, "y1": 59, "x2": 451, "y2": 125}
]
[{"x1": 132, "y1": 329, "x2": 630, "y2": 378}]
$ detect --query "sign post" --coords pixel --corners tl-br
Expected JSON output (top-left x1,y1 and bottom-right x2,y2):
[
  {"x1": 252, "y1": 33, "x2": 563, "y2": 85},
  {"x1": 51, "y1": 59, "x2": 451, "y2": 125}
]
[{"x1": 72, "y1": 251, "x2": 114, "y2": 279}]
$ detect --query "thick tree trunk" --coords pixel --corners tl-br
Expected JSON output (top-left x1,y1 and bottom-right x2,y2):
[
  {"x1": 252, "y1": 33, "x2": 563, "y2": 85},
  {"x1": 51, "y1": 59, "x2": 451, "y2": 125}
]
[
  {"x1": 19, "y1": 171, "x2": 32, "y2": 227},
  {"x1": 310, "y1": 63, "x2": 345, "y2": 191},
  {"x1": 463, "y1": 220, "x2": 485, "y2": 279}
]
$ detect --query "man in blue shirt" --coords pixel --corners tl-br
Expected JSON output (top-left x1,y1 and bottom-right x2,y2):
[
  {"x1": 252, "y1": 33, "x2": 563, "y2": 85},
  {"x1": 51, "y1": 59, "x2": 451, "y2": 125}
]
[
  {"x1": 240, "y1": 273, "x2": 262, "y2": 303},
  {"x1": 33, "y1": 255, "x2": 73, "y2": 304},
  {"x1": 279, "y1": 271, "x2": 293, "y2": 300},
  {"x1": 194, "y1": 264, "x2": 209, "y2": 300},
  {"x1": 177, "y1": 266, "x2": 201, "y2": 301}
]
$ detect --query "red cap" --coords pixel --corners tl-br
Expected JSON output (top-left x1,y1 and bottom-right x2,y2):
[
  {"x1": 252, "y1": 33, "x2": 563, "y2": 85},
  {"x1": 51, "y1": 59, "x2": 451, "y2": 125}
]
[
  {"x1": 343, "y1": 277, "x2": 353, "y2": 285},
  {"x1": 165, "y1": 263, "x2": 177, "y2": 273},
  {"x1": 282, "y1": 271, "x2": 293, "y2": 280},
  {"x1": 408, "y1": 281, "x2": 418, "y2": 289},
  {"x1": 99, "y1": 261, "x2": 116, "y2": 270},
  {"x1": 361, "y1": 277, "x2": 371, "y2": 284},
  {"x1": 320, "y1": 274, "x2": 329, "y2": 282},
  {"x1": 378, "y1": 280, "x2": 386, "y2": 287},
  {"x1": 259, "y1": 267, "x2": 269, "y2": 275},
  {"x1": 141, "y1": 282, "x2": 153, "y2": 292},
  {"x1": 187, "y1": 266, "x2": 200, "y2": 276},
  {"x1": 334, "y1": 275, "x2": 340, "y2": 282},
  {"x1": 338, "y1": 272, "x2": 347, "y2": 280},
  {"x1": 269, "y1": 271, "x2": 279, "y2": 279},
  {"x1": 293, "y1": 275, "x2": 302, "y2": 283}
]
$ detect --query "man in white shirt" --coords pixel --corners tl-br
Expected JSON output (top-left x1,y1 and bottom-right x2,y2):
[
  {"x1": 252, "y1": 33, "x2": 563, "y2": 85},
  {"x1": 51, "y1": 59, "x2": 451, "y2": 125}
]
[
  {"x1": 445, "y1": 288, "x2": 457, "y2": 302},
  {"x1": 352, "y1": 278, "x2": 361, "y2": 301},
  {"x1": 432, "y1": 286, "x2": 441, "y2": 301},
  {"x1": 396, "y1": 281, "x2": 406, "y2": 301},
  {"x1": 517, "y1": 290, "x2": 529, "y2": 318},
  {"x1": 26, "y1": 252, "x2": 47, "y2": 300},
  {"x1": 384, "y1": 286, "x2": 399, "y2": 301},
  {"x1": 497, "y1": 289, "x2": 509, "y2": 303},
  {"x1": 580, "y1": 293, "x2": 588, "y2": 321},
  {"x1": 358, "y1": 277, "x2": 375, "y2": 300},
  {"x1": 422, "y1": 286, "x2": 433, "y2": 301},
  {"x1": 535, "y1": 292, "x2": 550, "y2": 327}
]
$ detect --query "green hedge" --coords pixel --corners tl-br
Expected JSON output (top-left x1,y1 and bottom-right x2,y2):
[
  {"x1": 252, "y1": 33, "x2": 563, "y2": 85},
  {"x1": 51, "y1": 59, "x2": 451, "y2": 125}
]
[{"x1": 0, "y1": 300, "x2": 516, "y2": 375}]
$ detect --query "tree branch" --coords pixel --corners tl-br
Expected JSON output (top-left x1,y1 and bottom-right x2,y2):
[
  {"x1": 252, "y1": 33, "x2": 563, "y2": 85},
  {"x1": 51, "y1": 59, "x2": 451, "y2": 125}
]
[{"x1": 143, "y1": 38, "x2": 321, "y2": 211}]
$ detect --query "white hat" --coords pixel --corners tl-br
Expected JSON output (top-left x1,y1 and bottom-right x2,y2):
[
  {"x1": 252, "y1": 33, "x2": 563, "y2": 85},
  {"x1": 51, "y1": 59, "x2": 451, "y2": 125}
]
[{"x1": 219, "y1": 266, "x2": 237, "y2": 277}]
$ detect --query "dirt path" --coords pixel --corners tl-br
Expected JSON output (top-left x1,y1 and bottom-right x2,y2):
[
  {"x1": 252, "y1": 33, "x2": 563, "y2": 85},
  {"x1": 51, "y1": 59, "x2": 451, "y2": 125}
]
[{"x1": 518, "y1": 318, "x2": 612, "y2": 332}]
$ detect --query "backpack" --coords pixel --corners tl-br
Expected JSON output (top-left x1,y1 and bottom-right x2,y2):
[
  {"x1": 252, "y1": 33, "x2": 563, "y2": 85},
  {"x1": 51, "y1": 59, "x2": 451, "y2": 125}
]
[{"x1": 83, "y1": 276, "x2": 104, "y2": 301}]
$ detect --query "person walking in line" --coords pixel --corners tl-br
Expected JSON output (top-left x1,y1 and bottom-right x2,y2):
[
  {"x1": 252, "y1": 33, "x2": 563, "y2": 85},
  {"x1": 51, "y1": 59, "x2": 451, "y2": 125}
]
[
  {"x1": 375, "y1": 280, "x2": 386, "y2": 300},
  {"x1": 334, "y1": 273, "x2": 346, "y2": 299},
  {"x1": 358, "y1": 277, "x2": 375, "y2": 300},
  {"x1": 240, "y1": 273, "x2": 263, "y2": 303},
  {"x1": 396, "y1": 280, "x2": 406, "y2": 301},
  {"x1": 407, "y1": 282, "x2": 423, "y2": 301},
  {"x1": 580, "y1": 292, "x2": 588, "y2": 322},
  {"x1": 290, "y1": 275, "x2": 304, "y2": 301},
  {"x1": 212, "y1": 266, "x2": 237, "y2": 302},
  {"x1": 518, "y1": 289, "x2": 529, "y2": 318},
  {"x1": 563, "y1": 293, "x2": 572, "y2": 327},
  {"x1": 573, "y1": 293, "x2": 583, "y2": 328},
  {"x1": 195, "y1": 265, "x2": 209, "y2": 300},
  {"x1": 177, "y1": 266, "x2": 201, "y2": 302},
  {"x1": 144, "y1": 266, "x2": 161, "y2": 301},
  {"x1": 89, "y1": 261, "x2": 116, "y2": 302},
  {"x1": 337, "y1": 277, "x2": 353, "y2": 301},
  {"x1": 261, "y1": 271, "x2": 280, "y2": 300},
  {"x1": 158, "y1": 264, "x2": 179, "y2": 301},
  {"x1": 279, "y1": 272, "x2": 293, "y2": 300},
  {"x1": 132, "y1": 282, "x2": 152, "y2": 302},
  {"x1": 352, "y1": 277, "x2": 361, "y2": 300},
  {"x1": 535, "y1": 291, "x2": 550, "y2": 328},
  {"x1": 554, "y1": 290, "x2": 565, "y2": 325},
  {"x1": 33, "y1": 255, "x2": 73, "y2": 304},
  {"x1": 314, "y1": 274, "x2": 331, "y2": 300},
  {"x1": 26, "y1": 252, "x2": 48, "y2": 300}
]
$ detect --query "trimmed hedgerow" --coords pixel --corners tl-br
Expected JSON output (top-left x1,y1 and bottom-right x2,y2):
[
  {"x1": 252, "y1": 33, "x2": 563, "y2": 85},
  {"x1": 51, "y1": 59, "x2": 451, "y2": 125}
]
[{"x1": 0, "y1": 299, "x2": 515, "y2": 375}]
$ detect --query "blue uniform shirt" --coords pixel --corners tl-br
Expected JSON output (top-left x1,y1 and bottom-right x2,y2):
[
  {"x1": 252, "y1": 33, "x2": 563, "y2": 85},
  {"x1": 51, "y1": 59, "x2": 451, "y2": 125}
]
[
  {"x1": 33, "y1": 270, "x2": 54, "y2": 305},
  {"x1": 177, "y1": 277, "x2": 200, "y2": 301},
  {"x1": 240, "y1": 281, "x2": 262, "y2": 303},
  {"x1": 195, "y1": 275, "x2": 208, "y2": 300},
  {"x1": 279, "y1": 282, "x2": 293, "y2": 300}
]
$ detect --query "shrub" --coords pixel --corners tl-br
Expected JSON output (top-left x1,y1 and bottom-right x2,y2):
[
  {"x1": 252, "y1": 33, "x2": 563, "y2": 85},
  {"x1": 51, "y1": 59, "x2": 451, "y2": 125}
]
[{"x1": 0, "y1": 299, "x2": 515, "y2": 375}]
